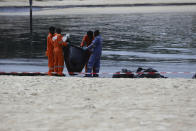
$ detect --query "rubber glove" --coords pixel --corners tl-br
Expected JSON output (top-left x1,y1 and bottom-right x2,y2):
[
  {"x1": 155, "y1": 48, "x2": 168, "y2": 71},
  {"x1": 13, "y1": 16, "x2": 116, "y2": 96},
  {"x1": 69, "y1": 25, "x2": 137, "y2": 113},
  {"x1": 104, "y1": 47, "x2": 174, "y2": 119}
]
[
  {"x1": 62, "y1": 34, "x2": 70, "y2": 42},
  {"x1": 66, "y1": 34, "x2": 70, "y2": 39},
  {"x1": 82, "y1": 47, "x2": 88, "y2": 51},
  {"x1": 62, "y1": 36, "x2": 67, "y2": 42},
  {"x1": 52, "y1": 36, "x2": 57, "y2": 41}
]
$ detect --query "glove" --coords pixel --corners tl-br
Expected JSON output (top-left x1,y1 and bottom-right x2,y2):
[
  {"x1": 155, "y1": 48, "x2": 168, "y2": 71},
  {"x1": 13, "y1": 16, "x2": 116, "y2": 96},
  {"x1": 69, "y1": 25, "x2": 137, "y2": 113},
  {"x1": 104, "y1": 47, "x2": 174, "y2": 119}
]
[
  {"x1": 66, "y1": 34, "x2": 70, "y2": 39},
  {"x1": 82, "y1": 47, "x2": 88, "y2": 51},
  {"x1": 62, "y1": 36, "x2": 67, "y2": 42},
  {"x1": 62, "y1": 34, "x2": 70, "y2": 42},
  {"x1": 52, "y1": 36, "x2": 57, "y2": 41}
]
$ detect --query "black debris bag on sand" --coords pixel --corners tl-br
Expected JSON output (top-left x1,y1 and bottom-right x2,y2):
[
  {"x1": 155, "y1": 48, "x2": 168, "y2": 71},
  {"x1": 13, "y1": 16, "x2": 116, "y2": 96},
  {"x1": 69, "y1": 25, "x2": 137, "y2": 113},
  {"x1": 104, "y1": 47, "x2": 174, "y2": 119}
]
[
  {"x1": 112, "y1": 67, "x2": 167, "y2": 78},
  {"x1": 63, "y1": 45, "x2": 88, "y2": 75},
  {"x1": 136, "y1": 67, "x2": 167, "y2": 78},
  {"x1": 112, "y1": 69, "x2": 134, "y2": 78}
]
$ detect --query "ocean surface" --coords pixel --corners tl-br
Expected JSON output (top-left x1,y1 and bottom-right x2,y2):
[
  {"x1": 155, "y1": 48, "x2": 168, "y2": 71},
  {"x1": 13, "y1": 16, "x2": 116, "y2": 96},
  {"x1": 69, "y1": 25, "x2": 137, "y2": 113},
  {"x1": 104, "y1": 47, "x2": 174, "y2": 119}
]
[{"x1": 0, "y1": 12, "x2": 196, "y2": 78}]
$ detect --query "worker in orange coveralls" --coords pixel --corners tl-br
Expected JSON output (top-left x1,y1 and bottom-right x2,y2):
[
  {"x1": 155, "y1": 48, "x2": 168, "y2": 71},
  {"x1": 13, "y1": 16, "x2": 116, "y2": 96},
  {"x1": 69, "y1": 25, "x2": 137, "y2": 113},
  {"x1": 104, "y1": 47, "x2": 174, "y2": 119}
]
[
  {"x1": 80, "y1": 31, "x2": 94, "y2": 72},
  {"x1": 46, "y1": 26, "x2": 55, "y2": 76},
  {"x1": 52, "y1": 28, "x2": 69, "y2": 76}
]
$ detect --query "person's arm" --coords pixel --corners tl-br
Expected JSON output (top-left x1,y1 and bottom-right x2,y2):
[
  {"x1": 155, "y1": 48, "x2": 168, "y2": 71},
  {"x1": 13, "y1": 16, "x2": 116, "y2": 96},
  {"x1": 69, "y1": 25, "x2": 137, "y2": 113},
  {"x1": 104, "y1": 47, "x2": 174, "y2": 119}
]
[
  {"x1": 62, "y1": 42, "x2": 68, "y2": 46},
  {"x1": 57, "y1": 35, "x2": 69, "y2": 46},
  {"x1": 56, "y1": 35, "x2": 64, "y2": 45},
  {"x1": 87, "y1": 37, "x2": 97, "y2": 50},
  {"x1": 45, "y1": 36, "x2": 50, "y2": 56},
  {"x1": 80, "y1": 36, "x2": 87, "y2": 47}
]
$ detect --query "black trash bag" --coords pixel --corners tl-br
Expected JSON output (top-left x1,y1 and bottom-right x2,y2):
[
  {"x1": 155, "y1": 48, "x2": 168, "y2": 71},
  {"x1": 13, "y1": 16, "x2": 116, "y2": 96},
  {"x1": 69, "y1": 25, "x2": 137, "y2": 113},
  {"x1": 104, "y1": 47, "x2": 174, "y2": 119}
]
[
  {"x1": 63, "y1": 45, "x2": 88, "y2": 75},
  {"x1": 136, "y1": 67, "x2": 167, "y2": 78},
  {"x1": 112, "y1": 68, "x2": 135, "y2": 78},
  {"x1": 192, "y1": 73, "x2": 196, "y2": 79}
]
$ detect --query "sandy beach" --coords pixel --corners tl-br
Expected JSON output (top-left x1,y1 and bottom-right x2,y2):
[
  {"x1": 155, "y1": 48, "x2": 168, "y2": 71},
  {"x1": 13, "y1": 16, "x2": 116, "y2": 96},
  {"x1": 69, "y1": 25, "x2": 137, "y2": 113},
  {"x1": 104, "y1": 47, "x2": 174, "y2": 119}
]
[
  {"x1": 0, "y1": 0, "x2": 196, "y2": 7},
  {"x1": 1, "y1": 0, "x2": 196, "y2": 15},
  {"x1": 1, "y1": 5, "x2": 196, "y2": 16},
  {"x1": 0, "y1": 76, "x2": 196, "y2": 131}
]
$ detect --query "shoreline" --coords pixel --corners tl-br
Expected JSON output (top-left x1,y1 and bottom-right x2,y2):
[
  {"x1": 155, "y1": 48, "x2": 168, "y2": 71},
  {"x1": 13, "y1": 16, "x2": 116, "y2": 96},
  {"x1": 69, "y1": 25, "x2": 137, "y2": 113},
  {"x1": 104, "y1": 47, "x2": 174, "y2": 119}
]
[
  {"x1": 0, "y1": 0, "x2": 196, "y2": 6},
  {"x1": 1, "y1": 0, "x2": 196, "y2": 15},
  {"x1": 1, "y1": 2, "x2": 196, "y2": 8},
  {"x1": 1, "y1": 5, "x2": 196, "y2": 15}
]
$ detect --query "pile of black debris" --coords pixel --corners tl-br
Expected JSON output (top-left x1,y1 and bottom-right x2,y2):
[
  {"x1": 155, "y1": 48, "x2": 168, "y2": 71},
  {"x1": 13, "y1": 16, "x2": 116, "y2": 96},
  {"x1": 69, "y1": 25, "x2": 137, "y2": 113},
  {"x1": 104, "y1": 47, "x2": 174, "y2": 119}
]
[{"x1": 113, "y1": 67, "x2": 167, "y2": 78}]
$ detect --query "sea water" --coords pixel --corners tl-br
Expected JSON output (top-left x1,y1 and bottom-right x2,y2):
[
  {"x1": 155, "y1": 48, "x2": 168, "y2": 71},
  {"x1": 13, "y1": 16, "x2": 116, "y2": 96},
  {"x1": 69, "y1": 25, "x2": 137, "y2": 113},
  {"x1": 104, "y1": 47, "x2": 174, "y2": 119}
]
[{"x1": 0, "y1": 12, "x2": 196, "y2": 78}]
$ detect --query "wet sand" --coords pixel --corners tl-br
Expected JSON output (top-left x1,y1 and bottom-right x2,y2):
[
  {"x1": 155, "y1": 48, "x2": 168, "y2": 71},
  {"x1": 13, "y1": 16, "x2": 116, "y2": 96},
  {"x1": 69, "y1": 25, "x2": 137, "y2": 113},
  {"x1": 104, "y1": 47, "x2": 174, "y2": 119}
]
[{"x1": 0, "y1": 76, "x2": 196, "y2": 131}]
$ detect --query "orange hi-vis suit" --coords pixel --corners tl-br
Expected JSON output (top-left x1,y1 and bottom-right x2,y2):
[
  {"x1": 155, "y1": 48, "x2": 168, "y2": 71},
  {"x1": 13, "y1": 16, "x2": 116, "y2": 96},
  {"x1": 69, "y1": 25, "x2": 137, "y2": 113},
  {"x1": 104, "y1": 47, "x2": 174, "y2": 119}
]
[
  {"x1": 80, "y1": 35, "x2": 94, "y2": 72},
  {"x1": 53, "y1": 34, "x2": 68, "y2": 75},
  {"x1": 80, "y1": 35, "x2": 94, "y2": 47},
  {"x1": 46, "y1": 33, "x2": 55, "y2": 75}
]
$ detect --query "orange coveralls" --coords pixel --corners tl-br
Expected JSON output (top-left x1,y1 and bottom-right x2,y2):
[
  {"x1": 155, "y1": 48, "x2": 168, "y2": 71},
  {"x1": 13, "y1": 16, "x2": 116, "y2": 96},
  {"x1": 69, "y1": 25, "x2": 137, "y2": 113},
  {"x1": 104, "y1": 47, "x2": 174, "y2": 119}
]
[
  {"x1": 53, "y1": 34, "x2": 68, "y2": 75},
  {"x1": 46, "y1": 33, "x2": 55, "y2": 75},
  {"x1": 80, "y1": 35, "x2": 94, "y2": 47},
  {"x1": 80, "y1": 35, "x2": 94, "y2": 72}
]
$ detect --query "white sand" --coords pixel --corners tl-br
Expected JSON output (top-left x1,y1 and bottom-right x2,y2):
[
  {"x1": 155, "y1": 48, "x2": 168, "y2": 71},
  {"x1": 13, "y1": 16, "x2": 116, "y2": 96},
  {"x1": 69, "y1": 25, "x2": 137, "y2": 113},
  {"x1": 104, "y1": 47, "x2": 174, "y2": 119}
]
[
  {"x1": 1, "y1": 0, "x2": 196, "y2": 15},
  {"x1": 31, "y1": 5, "x2": 196, "y2": 15},
  {"x1": 0, "y1": 76, "x2": 196, "y2": 131},
  {"x1": 0, "y1": 5, "x2": 196, "y2": 16}
]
